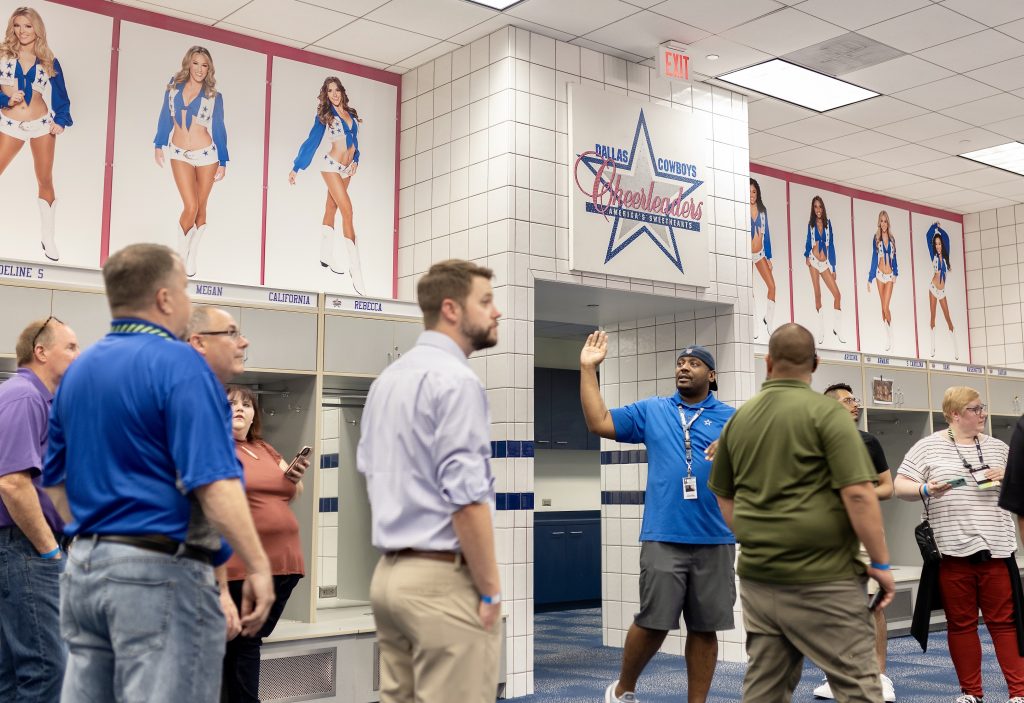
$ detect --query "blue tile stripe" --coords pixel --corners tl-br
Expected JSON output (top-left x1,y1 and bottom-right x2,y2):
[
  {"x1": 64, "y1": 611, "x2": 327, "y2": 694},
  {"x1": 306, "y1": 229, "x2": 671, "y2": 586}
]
[
  {"x1": 320, "y1": 453, "x2": 339, "y2": 469},
  {"x1": 491, "y1": 440, "x2": 535, "y2": 458},
  {"x1": 600, "y1": 449, "x2": 648, "y2": 465},
  {"x1": 317, "y1": 493, "x2": 535, "y2": 513},
  {"x1": 318, "y1": 497, "x2": 339, "y2": 513},
  {"x1": 601, "y1": 490, "x2": 646, "y2": 505}
]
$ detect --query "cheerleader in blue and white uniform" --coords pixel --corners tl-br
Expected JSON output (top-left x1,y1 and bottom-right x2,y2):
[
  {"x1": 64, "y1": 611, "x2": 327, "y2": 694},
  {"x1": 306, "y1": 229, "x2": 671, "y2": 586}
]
[
  {"x1": 288, "y1": 77, "x2": 364, "y2": 295},
  {"x1": 803, "y1": 195, "x2": 846, "y2": 344},
  {"x1": 153, "y1": 46, "x2": 228, "y2": 278},
  {"x1": 926, "y1": 223, "x2": 959, "y2": 359},
  {"x1": 750, "y1": 178, "x2": 776, "y2": 340},
  {"x1": 866, "y1": 210, "x2": 898, "y2": 351},
  {"x1": 0, "y1": 7, "x2": 72, "y2": 262}
]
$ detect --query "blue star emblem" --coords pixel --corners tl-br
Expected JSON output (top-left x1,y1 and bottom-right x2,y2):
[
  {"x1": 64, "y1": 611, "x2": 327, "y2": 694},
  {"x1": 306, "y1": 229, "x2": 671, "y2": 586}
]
[
  {"x1": 576, "y1": 109, "x2": 703, "y2": 273},
  {"x1": 5, "y1": 120, "x2": 11, "y2": 126},
  {"x1": 202, "y1": 150, "x2": 209, "y2": 156}
]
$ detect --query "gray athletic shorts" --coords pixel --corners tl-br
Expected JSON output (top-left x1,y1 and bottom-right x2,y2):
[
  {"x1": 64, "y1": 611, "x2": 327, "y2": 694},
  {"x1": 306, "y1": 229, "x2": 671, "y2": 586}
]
[{"x1": 635, "y1": 541, "x2": 736, "y2": 632}]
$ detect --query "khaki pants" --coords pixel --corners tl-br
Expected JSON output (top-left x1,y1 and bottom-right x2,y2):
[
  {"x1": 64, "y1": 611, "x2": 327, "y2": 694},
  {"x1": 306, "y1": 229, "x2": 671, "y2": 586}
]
[
  {"x1": 369, "y1": 554, "x2": 502, "y2": 703},
  {"x1": 740, "y1": 577, "x2": 881, "y2": 703}
]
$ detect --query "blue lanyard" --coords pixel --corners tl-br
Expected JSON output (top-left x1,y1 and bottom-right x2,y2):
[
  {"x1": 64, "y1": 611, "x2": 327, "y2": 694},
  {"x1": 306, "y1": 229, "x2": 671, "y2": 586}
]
[
  {"x1": 677, "y1": 406, "x2": 705, "y2": 477},
  {"x1": 110, "y1": 321, "x2": 174, "y2": 340}
]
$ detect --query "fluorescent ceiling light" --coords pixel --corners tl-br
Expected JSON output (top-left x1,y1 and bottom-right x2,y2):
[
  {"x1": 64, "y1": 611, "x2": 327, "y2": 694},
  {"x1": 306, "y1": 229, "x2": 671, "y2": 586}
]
[
  {"x1": 960, "y1": 142, "x2": 1024, "y2": 177},
  {"x1": 716, "y1": 59, "x2": 878, "y2": 112},
  {"x1": 463, "y1": 0, "x2": 524, "y2": 9}
]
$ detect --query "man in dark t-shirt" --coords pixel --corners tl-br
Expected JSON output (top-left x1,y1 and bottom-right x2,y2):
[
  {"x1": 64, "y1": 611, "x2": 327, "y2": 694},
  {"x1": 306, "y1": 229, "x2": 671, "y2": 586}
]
[{"x1": 815, "y1": 382, "x2": 895, "y2": 702}]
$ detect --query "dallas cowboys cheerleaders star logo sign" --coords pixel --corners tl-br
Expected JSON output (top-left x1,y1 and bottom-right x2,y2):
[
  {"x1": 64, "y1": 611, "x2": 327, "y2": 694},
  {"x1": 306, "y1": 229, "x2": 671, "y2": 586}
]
[{"x1": 568, "y1": 84, "x2": 710, "y2": 287}]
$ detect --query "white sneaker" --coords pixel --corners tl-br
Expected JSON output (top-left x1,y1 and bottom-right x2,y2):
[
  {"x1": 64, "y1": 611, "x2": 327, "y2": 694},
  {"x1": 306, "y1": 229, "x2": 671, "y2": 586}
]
[
  {"x1": 955, "y1": 695, "x2": 982, "y2": 703},
  {"x1": 881, "y1": 673, "x2": 895, "y2": 702},
  {"x1": 1005, "y1": 697, "x2": 1024, "y2": 703},
  {"x1": 812, "y1": 678, "x2": 834, "y2": 699},
  {"x1": 604, "y1": 681, "x2": 638, "y2": 703}
]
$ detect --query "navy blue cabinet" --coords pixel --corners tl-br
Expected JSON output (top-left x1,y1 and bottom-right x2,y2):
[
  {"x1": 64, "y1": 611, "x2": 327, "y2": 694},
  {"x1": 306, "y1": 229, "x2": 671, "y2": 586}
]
[
  {"x1": 534, "y1": 511, "x2": 601, "y2": 607},
  {"x1": 535, "y1": 368, "x2": 599, "y2": 450}
]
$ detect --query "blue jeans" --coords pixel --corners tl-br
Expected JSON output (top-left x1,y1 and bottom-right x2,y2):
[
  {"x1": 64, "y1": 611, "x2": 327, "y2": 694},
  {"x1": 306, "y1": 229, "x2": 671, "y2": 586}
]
[
  {"x1": 60, "y1": 538, "x2": 225, "y2": 703},
  {"x1": 0, "y1": 525, "x2": 65, "y2": 703}
]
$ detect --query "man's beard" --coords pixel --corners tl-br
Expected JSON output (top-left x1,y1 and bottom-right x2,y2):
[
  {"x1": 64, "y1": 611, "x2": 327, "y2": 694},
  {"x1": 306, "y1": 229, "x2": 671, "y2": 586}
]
[{"x1": 462, "y1": 319, "x2": 497, "y2": 351}]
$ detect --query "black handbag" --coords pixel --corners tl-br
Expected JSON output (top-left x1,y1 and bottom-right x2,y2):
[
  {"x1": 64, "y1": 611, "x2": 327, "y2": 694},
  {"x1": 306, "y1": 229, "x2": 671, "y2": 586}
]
[{"x1": 915, "y1": 497, "x2": 941, "y2": 564}]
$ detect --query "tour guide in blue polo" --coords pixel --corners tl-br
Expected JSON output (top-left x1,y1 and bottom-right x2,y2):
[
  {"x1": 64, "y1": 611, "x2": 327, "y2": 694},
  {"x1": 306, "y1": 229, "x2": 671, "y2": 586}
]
[{"x1": 580, "y1": 333, "x2": 735, "y2": 703}]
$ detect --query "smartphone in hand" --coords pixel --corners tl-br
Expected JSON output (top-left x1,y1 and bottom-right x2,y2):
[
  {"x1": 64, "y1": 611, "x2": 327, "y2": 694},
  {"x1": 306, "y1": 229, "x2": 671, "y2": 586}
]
[
  {"x1": 945, "y1": 477, "x2": 967, "y2": 489},
  {"x1": 867, "y1": 590, "x2": 885, "y2": 611},
  {"x1": 285, "y1": 446, "x2": 312, "y2": 478}
]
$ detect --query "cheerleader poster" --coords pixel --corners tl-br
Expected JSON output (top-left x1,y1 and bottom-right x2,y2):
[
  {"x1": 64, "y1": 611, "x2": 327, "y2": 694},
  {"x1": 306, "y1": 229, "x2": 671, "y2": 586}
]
[
  {"x1": 912, "y1": 214, "x2": 967, "y2": 362},
  {"x1": 853, "y1": 201, "x2": 915, "y2": 358},
  {"x1": 748, "y1": 173, "x2": 789, "y2": 342},
  {"x1": 788, "y1": 183, "x2": 856, "y2": 351}
]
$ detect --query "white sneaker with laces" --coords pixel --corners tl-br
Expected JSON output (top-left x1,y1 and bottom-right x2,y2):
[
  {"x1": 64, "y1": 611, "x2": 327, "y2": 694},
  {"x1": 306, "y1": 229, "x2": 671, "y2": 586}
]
[
  {"x1": 604, "y1": 681, "x2": 638, "y2": 703},
  {"x1": 880, "y1": 673, "x2": 895, "y2": 702},
  {"x1": 1005, "y1": 697, "x2": 1024, "y2": 703},
  {"x1": 955, "y1": 695, "x2": 982, "y2": 703},
  {"x1": 812, "y1": 678, "x2": 834, "y2": 699}
]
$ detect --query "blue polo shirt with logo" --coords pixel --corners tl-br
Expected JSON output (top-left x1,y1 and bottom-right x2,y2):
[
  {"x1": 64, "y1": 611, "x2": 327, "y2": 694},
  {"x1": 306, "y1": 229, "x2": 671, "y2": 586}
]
[
  {"x1": 42, "y1": 319, "x2": 242, "y2": 544},
  {"x1": 611, "y1": 391, "x2": 735, "y2": 544}
]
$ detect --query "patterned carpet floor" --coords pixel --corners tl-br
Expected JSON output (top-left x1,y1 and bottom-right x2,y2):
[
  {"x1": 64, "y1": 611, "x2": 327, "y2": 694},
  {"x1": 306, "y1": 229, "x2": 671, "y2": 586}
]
[{"x1": 519, "y1": 607, "x2": 1011, "y2": 702}]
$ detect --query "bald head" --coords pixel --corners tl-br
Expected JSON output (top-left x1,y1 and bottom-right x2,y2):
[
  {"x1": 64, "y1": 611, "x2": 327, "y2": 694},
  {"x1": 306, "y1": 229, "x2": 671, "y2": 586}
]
[{"x1": 766, "y1": 323, "x2": 816, "y2": 379}]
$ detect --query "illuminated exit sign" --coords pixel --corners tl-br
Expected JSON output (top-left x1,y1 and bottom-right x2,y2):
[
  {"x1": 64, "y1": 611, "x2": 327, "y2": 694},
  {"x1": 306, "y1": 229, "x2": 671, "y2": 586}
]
[{"x1": 658, "y1": 43, "x2": 690, "y2": 82}]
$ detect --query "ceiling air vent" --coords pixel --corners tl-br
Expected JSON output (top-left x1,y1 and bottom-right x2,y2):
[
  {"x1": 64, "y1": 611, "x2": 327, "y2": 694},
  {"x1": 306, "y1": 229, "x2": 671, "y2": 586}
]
[{"x1": 783, "y1": 32, "x2": 903, "y2": 78}]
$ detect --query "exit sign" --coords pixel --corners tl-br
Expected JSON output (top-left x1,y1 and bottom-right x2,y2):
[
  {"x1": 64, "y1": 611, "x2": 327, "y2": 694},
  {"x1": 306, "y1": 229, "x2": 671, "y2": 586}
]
[{"x1": 658, "y1": 44, "x2": 690, "y2": 82}]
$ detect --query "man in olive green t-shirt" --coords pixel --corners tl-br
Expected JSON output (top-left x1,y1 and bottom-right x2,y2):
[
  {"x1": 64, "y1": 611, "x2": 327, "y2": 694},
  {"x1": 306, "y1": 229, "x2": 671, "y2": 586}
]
[{"x1": 708, "y1": 323, "x2": 895, "y2": 703}]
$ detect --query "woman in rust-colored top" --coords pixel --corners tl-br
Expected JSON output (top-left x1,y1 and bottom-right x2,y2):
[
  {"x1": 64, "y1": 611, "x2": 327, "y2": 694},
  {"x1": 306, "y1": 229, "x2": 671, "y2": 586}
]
[{"x1": 222, "y1": 385, "x2": 307, "y2": 703}]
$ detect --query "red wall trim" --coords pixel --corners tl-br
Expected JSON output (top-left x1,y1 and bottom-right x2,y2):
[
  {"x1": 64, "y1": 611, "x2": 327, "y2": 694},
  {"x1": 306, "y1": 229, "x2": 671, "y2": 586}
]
[
  {"x1": 849, "y1": 198, "x2": 861, "y2": 350},
  {"x1": 98, "y1": 16, "x2": 119, "y2": 265},
  {"x1": 907, "y1": 216, "x2": 921, "y2": 359},
  {"x1": 259, "y1": 54, "x2": 272, "y2": 285}
]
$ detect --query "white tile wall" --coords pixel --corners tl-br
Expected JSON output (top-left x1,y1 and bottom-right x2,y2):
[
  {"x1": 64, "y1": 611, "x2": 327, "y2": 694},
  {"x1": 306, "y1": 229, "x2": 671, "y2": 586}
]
[
  {"x1": 963, "y1": 205, "x2": 1024, "y2": 367},
  {"x1": 396, "y1": 25, "x2": 755, "y2": 692}
]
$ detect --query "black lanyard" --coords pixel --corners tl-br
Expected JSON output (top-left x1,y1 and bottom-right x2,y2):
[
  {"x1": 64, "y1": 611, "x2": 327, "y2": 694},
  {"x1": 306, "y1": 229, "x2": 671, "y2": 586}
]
[
  {"x1": 677, "y1": 406, "x2": 705, "y2": 477},
  {"x1": 947, "y1": 429, "x2": 985, "y2": 470}
]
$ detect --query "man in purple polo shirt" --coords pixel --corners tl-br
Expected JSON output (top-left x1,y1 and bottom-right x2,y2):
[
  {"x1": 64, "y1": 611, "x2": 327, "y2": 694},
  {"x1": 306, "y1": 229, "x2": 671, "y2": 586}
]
[{"x1": 0, "y1": 316, "x2": 80, "y2": 702}]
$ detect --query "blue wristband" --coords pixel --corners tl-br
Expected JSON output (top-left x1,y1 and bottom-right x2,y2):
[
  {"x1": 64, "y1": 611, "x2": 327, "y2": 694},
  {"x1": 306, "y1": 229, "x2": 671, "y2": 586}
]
[
  {"x1": 39, "y1": 546, "x2": 60, "y2": 559},
  {"x1": 870, "y1": 561, "x2": 890, "y2": 571},
  {"x1": 921, "y1": 483, "x2": 930, "y2": 498}
]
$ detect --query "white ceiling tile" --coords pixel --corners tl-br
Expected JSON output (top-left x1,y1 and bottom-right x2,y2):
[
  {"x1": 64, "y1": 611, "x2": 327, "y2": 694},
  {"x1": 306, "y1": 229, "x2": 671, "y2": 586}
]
[
  {"x1": 803, "y1": 159, "x2": 889, "y2": 181},
  {"x1": 941, "y1": 168, "x2": 1021, "y2": 189},
  {"x1": 817, "y1": 130, "x2": 907, "y2": 157},
  {"x1": 498, "y1": 19, "x2": 577, "y2": 44},
  {"x1": 747, "y1": 98, "x2": 816, "y2": 130},
  {"x1": 749, "y1": 131, "x2": 803, "y2": 157},
  {"x1": 848, "y1": 170, "x2": 927, "y2": 190},
  {"x1": 583, "y1": 11, "x2": 708, "y2": 59},
  {"x1": 997, "y1": 18, "x2": 1024, "y2": 42},
  {"x1": 986, "y1": 115, "x2": 1024, "y2": 141},
  {"x1": 941, "y1": 94, "x2": 1024, "y2": 127},
  {"x1": 916, "y1": 30, "x2": 1024, "y2": 72},
  {"x1": 308, "y1": 46, "x2": 391, "y2": 70},
  {"x1": 445, "y1": 15, "x2": 510, "y2": 46},
  {"x1": 394, "y1": 41, "x2": 459, "y2": 71},
  {"x1": 301, "y1": 0, "x2": 391, "y2": 15},
  {"x1": 722, "y1": 8, "x2": 846, "y2": 56},
  {"x1": 922, "y1": 127, "x2": 1018, "y2": 156},
  {"x1": 683, "y1": 35, "x2": 772, "y2": 76},
  {"x1": 366, "y1": 0, "x2": 496, "y2": 40},
  {"x1": 859, "y1": 4, "x2": 985, "y2": 52},
  {"x1": 569, "y1": 37, "x2": 646, "y2": 63},
  {"x1": 760, "y1": 146, "x2": 848, "y2": 170},
  {"x1": 966, "y1": 57, "x2": 1024, "y2": 92},
  {"x1": 507, "y1": 0, "x2": 639, "y2": 38},
  {"x1": 981, "y1": 179, "x2": 1024, "y2": 199},
  {"x1": 926, "y1": 189, "x2": 992, "y2": 208},
  {"x1": 626, "y1": 0, "x2": 663, "y2": 6},
  {"x1": 941, "y1": 0, "x2": 1024, "y2": 27},
  {"x1": 966, "y1": 198, "x2": 1018, "y2": 211},
  {"x1": 877, "y1": 113, "x2": 970, "y2": 144},
  {"x1": 766, "y1": 115, "x2": 862, "y2": 143},
  {"x1": 318, "y1": 19, "x2": 437, "y2": 65},
  {"x1": 892, "y1": 75, "x2": 999, "y2": 111},
  {"x1": 839, "y1": 55, "x2": 954, "y2": 94},
  {"x1": 904, "y1": 156, "x2": 985, "y2": 179},
  {"x1": 826, "y1": 96, "x2": 927, "y2": 129},
  {"x1": 215, "y1": 22, "x2": 307, "y2": 48},
  {"x1": 111, "y1": 0, "x2": 220, "y2": 23},
  {"x1": 220, "y1": 0, "x2": 355, "y2": 44},
  {"x1": 797, "y1": 0, "x2": 930, "y2": 31},
  {"x1": 650, "y1": 0, "x2": 781, "y2": 34},
  {"x1": 887, "y1": 179, "x2": 963, "y2": 199},
  {"x1": 861, "y1": 143, "x2": 949, "y2": 168}
]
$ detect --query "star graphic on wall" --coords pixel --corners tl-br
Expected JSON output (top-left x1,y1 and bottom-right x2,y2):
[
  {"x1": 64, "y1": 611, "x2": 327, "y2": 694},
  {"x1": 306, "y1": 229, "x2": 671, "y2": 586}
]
[{"x1": 576, "y1": 109, "x2": 703, "y2": 273}]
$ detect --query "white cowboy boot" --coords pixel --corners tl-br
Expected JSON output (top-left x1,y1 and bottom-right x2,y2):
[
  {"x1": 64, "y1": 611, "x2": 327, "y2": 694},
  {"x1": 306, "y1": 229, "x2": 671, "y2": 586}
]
[
  {"x1": 884, "y1": 322, "x2": 892, "y2": 351},
  {"x1": 345, "y1": 238, "x2": 365, "y2": 295},
  {"x1": 930, "y1": 327, "x2": 936, "y2": 357},
  {"x1": 815, "y1": 308, "x2": 824, "y2": 345},
  {"x1": 186, "y1": 224, "x2": 206, "y2": 278},
  {"x1": 765, "y1": 299, "x2": 775, "y2": 333},
  {"x1": 833, "y1": 307, "x2": 847, "y2": 344},
  {"x1": 753, "y1": 308, "x2": 762, "y2": 340},
  {"x1": 178, "y1": 225, "x2": 194, "y2": 265},
  {"x1": 319, "y1": 225, "x2": 335, "y2": 269},
  {"x1": 951, "y1": 327, "x2": 960, "y2": 360},
  {"x1": 38, "y1": 198, "x2": 58, "y2": 261},
  {"x1": 330, "y1": 231, "x2": 350, "y2": 276}
]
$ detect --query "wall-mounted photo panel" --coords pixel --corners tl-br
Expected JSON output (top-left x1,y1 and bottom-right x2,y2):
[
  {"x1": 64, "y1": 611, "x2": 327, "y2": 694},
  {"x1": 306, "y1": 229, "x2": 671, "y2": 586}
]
[
  {"x1": 788, "y1": 183, "x2": 856, "y2": 351},
  {"x1": 0, "y1": 1, "x2": 111, "y2": 268},
  {"x1": 265, "y1": 57, "x2": 397, "y2": 297},
  {"x1": 747, "y1": 173, "x2": 789, "y2": 341},
  {"x1": 109, "y1": 22, "x2": 266, "y2": 285},
  {"x1": 853, "y1": 201, "x2": 916, "y2": 358},
  {"x1": 912, "y1": 214, "x2": 967, "y2": 362}
]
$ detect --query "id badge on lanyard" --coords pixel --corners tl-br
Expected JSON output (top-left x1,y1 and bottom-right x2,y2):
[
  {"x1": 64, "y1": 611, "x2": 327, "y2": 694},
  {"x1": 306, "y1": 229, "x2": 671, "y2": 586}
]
[{"x1": 678, "y1": 406, "x2": 704, "y2": 501}]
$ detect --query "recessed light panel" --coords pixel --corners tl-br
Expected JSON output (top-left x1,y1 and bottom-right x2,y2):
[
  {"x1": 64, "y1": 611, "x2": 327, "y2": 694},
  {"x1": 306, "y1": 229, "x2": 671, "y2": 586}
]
[
  {"x1": 463, "y1": 0, "x2": 524, "y2": 9},
  {"x1": 960, "y1": 142, "x2": 1024, "y2": 177},
  {"x1": 717, "y1": 59, "x2": 878, "y2": 112}
]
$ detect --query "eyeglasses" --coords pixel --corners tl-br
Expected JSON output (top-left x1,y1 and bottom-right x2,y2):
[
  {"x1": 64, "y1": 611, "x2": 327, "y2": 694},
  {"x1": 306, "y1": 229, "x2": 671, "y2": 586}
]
[
  {"x1": 31, "y1": 315, "x2": 61, "y2": 348},
  {"x1": 196, "y1": 328, "x2": 244, "y2": 340},
  {"x1": 840, "y1": 397, "x2": 861, "y2": 406},
  {"x1": 964, "y1": 404, "x2": 988, "y2": 416}
]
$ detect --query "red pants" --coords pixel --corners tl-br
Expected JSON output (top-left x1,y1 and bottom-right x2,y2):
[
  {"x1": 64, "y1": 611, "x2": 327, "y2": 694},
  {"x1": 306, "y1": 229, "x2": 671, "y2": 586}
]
[{"x1": 939, "y1": 556, "x2": 1024, "y2": 697}]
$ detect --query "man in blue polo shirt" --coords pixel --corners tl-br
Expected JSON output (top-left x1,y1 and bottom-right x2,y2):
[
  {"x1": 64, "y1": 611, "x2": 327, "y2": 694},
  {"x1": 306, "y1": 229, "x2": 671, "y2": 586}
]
[
  {"x1": 0, "y1": 316, "x2": 79, "y2": 702},
  {"x1": 42, "y1": 243, "x2": 274, "y2": 703},
  {"x1": 580, "y1": 332, "x2": 735, "y2": 703}
]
